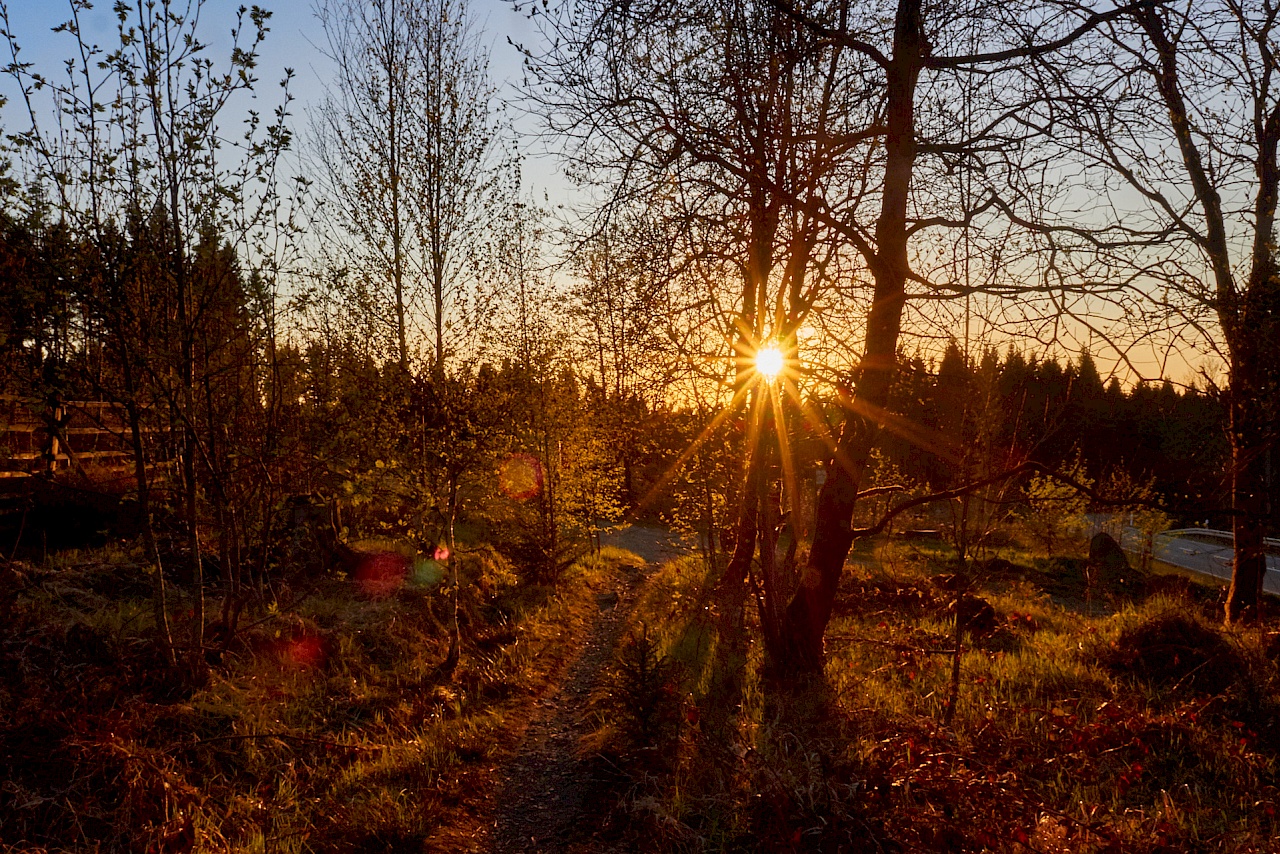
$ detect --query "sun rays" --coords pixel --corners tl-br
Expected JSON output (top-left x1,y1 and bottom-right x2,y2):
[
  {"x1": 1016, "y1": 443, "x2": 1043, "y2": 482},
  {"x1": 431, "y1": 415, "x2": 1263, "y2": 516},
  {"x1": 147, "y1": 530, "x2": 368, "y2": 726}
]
[
  {"x1": 632, "y1": 333, "x2": 816, "y2": 518},
  {"x1": 630, "y1": 328, "x2": 968, "y2": 533}
]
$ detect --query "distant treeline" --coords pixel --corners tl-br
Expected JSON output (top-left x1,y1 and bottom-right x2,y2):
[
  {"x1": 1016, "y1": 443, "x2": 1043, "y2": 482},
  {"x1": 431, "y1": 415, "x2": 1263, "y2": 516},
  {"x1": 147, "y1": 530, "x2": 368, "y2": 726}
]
[
  {"x1": 871, "y1": 343, "x2": 1232, "y2": 526},
  {"x1": 0, "y1": 203, "x2": 1251, "y2": 541}
]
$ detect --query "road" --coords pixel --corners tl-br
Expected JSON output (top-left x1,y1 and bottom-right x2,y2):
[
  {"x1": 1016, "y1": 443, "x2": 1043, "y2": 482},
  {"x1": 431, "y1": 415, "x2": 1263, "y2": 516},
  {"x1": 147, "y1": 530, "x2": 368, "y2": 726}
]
[{"x1": 1119, "y1": 527, "x2": 1280, "y2": 595}]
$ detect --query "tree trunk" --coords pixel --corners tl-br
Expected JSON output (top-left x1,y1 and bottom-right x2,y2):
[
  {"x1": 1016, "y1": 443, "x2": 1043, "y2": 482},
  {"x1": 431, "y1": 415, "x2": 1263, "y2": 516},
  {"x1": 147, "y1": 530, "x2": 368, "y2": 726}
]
[
  {"x1": 777, "y1": 0, "x2": 923, "y2": 675},
  {"x1": 754, "y1": 390, "x2": 784, "y2": 651},
  {"x1": 434, "y1": 271, "x2": 445, "y2": 380},
  {"x1": 716, "y1": 390, "x2": 765, "y2": 637},
  {"x1": 442, "y1": 475, "x2": 461, "y2": 674},
  {"x1": 779, "y1": 399, "x2": 881, "y2": 671},
  {"x1": 1136, "y1": 7, "x2": 1280, "y2": 625},
  {"x1": 1225, "y1": 376, "x2": 1273, "y2": 622},
  {"x1": 123, "y1": 366, "x2": 175, "y2": 667},
  {"x1": 1220, "y1": 232, "x2": 1279, "y2": 621}
]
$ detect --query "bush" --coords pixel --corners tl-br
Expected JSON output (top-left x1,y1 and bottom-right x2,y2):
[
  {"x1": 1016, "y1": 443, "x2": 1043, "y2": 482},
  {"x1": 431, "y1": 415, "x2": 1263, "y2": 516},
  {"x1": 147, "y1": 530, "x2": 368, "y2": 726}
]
[
  {"x1": 1100, "y1": 610, "x2": 1242, "y2": 694},
  {"x1": 606, "y1": 625, "x2": 681, "y2": 757}
]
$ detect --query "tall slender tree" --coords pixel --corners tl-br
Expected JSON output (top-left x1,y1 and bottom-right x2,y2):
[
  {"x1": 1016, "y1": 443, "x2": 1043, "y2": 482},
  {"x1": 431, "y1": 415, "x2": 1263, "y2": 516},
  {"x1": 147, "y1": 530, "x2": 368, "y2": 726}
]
[{"x1": 311, "y1": 0, "x2": 500, "y2": 375}]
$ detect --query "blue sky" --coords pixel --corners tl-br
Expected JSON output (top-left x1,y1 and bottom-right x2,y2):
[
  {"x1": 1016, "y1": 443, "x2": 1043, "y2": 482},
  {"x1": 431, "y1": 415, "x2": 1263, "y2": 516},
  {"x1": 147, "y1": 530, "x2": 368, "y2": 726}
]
[{"x1": 0, "y1": 0, "x2": 567, "y2": 199}]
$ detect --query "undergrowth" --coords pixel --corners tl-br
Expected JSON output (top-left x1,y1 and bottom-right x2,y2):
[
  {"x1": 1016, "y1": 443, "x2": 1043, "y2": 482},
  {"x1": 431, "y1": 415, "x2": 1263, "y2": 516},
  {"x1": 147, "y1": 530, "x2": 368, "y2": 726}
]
[
  {"x1": 591, "y1": 538, "x2": 1280, "y2": 852},
  {"x1": 0, "y1": 542, "x2": 640, "y2": 852}
]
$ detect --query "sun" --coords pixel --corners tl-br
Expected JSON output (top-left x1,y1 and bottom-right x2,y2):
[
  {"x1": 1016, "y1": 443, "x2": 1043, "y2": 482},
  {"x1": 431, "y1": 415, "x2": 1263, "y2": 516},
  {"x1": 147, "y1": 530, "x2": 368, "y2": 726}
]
[{"x1": 756, "y1": 344, "x2": 785, "y2": 381}]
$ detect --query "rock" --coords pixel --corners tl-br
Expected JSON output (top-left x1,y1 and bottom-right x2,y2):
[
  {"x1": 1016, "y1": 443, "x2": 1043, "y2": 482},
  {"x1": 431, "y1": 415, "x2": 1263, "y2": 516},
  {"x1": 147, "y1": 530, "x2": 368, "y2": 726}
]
[
  {"x1": 1088, "y1": 531, "x2": 1130, "y2": 574},
  {"x1": 0, "y1": 560, "x2": 27, "y2": 589},
  {"x1": 931, "y1": 572, "x2": 973, "y2": 593},
  {"x1": 1088, "y1": 530, "x2": 1149, "y2": 595},
  {"x1": 980, "y1": 557, "x2": 1015, "y2": 576},
  {"x1": 951, "y1": 594, "x2": 997, "y2": 637}
]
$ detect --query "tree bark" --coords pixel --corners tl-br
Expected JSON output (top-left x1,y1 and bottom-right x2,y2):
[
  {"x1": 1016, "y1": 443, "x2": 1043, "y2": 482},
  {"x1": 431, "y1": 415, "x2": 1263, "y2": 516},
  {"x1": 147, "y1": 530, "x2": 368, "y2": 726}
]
[
  {"x1": 124, "y1": 373, "x2": 175, "y2": 668},
  {"x1": 716, "y1": 390, "x2": 765, "y2": 637},
  {"x1": 778, "y1": 0, "x2": 923, "y2": 674},
  {"x1": 1133, "y1": 6, "x2": 1280, "y2": 623},
  {"x1": 1224, "y1": 341, "x2": 1276, "y2": 622}
]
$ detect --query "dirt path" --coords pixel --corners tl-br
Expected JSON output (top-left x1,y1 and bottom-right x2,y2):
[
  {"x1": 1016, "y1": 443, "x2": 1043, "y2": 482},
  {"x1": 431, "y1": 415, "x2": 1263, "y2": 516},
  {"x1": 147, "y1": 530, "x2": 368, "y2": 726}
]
[
  {"x1": 602, "y1": 524, "x2": 691, "y2": 567},
  {"x1": 486, "y1": 526, "x2": 686, "y2": 853}
]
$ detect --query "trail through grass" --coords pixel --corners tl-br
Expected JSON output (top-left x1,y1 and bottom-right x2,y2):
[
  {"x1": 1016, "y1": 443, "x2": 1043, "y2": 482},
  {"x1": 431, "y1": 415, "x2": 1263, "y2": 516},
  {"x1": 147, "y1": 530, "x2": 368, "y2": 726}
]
[
  {"x1": 487, "y1": 557, "x2": 649, "y2": 852},
  {"x1": 0, "y1": 540, "x2": 653, "y2": 852}
]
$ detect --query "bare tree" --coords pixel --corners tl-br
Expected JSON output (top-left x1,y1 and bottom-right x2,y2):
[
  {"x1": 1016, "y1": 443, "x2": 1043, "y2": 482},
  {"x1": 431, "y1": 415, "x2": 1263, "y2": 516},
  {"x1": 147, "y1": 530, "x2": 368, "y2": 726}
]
[
  {"x1": 569, "y1": 211, "x2": 673, "y2": 501},
  {"x1": 536, "y1": 0, "x2": 1138, "y2": 674},
  {"x1": 533, "y1": 0, "x2": 863, "y2": 657},
  {"x1": 1028, "y1": 0, "x2": 1280, "y2": 622},
  {"x1": 311, "y1": 0, "x2": 500, "y2": 375},
  {"x1": 770, "y1": 0, "x2": 1145, "y2": 672}
]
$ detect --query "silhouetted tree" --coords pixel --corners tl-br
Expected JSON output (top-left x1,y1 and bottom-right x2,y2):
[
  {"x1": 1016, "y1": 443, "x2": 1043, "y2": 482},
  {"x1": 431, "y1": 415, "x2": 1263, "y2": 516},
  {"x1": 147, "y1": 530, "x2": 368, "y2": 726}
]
[{"x1": 1032, "y1": 0, "x2": 1280, "y2": 620}]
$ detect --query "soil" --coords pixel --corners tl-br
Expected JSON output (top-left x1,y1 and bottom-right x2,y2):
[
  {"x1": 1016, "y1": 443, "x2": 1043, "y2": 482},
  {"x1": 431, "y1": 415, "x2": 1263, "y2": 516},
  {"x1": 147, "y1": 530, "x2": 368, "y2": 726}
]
[{"x1": 485, "y1": 526, "x2": 685, "y2": 853}]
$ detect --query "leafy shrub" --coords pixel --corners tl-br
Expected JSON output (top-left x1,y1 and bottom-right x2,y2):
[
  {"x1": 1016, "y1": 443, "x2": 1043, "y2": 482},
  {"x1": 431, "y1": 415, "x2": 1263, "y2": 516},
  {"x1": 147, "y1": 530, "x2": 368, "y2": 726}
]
[{"x1": 1023, "y1": 458, "x2": 1093, "y2": 555}]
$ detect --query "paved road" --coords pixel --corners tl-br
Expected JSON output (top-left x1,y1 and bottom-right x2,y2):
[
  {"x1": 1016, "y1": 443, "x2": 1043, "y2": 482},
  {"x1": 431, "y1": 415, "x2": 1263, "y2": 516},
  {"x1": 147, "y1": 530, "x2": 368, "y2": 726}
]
[{"x1": 1119, "y1": 527, "x2": 1280, "y2": 595}]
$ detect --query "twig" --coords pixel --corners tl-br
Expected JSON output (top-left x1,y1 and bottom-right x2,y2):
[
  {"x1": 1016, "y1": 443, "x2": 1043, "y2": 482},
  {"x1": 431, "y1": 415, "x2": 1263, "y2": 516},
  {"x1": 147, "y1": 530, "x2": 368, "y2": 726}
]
[
  {"x1": 7, "y1": 505, "x2": 28, "y2": 564},
  {"x1": 852, "y1": 461, "x2": 1069, "y2": 539},
  {"x1": 234, "y1": 585, "x2": 320, "y2": 633},
  {"x1": 856, "y1": 484, "x2": 906, "y2": 500},
  {"x1": 826, "y1": 634, "x2": 959, "y2": 656}
]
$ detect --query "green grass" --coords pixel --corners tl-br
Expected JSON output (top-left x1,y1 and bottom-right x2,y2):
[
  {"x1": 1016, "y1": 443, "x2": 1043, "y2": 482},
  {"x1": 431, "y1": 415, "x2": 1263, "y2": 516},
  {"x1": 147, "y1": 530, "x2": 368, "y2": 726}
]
[{"x1": 588, "y1": 536, "x2": 1280, "y2": 852}]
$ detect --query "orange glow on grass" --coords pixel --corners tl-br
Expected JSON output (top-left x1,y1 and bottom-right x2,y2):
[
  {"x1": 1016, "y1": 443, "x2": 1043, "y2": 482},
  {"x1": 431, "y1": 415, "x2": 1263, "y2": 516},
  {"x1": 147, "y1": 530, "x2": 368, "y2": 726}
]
[
  {"x1": 283, "y1": 634, "x2": 330, "y2": 669},
  {"x1": 354, "y1": 551, "x2": 409, "y2": 598}
]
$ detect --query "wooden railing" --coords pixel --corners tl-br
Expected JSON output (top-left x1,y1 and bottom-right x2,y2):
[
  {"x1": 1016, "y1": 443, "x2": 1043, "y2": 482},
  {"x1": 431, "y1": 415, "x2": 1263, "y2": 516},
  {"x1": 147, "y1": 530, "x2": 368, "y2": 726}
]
[{"x1": 0, "y1": 395, "x2": 144, "y2": 481}]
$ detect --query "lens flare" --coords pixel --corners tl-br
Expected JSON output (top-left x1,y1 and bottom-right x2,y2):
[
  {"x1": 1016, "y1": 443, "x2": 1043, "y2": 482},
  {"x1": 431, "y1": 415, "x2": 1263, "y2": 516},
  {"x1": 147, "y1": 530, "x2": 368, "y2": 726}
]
[
  {"x1": 283, "y1": 634, "x2": 329, "y2": 669},
  {"x1": 410, "y1": 556, "x2": 444, "y2": 588},
  {"x1": 266, "y1": 631, "x2": 331, "y2": 670},
  {"x1": 756, "y1": 345, "x2": 784, "y2": 380},
  {"x1": 499, "y1": 453, "x2": 543, "y2": 500},
  {"x1": 354, "y1": 551, "x2": 409, "y2": 598}
]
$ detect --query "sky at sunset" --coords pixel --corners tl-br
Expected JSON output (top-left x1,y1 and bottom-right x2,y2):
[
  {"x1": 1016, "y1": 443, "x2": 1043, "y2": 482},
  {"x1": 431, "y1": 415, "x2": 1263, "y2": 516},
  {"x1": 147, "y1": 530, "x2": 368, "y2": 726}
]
[{"x1": 0, "y1": 0, "x2": 1229, "y2": 387}]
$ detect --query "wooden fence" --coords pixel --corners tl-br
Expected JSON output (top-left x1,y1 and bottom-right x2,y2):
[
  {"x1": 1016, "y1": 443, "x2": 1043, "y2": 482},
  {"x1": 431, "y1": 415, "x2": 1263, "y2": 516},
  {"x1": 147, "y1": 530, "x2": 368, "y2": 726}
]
[{"x1": 0, "y1": 396, "x2": 150, "y2": 509}]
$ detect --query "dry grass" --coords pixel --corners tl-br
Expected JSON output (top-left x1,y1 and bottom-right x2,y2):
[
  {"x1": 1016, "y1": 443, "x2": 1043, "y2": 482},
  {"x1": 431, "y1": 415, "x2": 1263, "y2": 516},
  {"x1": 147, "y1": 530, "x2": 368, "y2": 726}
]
[
  {"x1": 590, "y1": 536, "x2": 1280, "y2": 852},
  {"x1": 0, "y1": 543, "x2": 640, "y2": 852}
]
